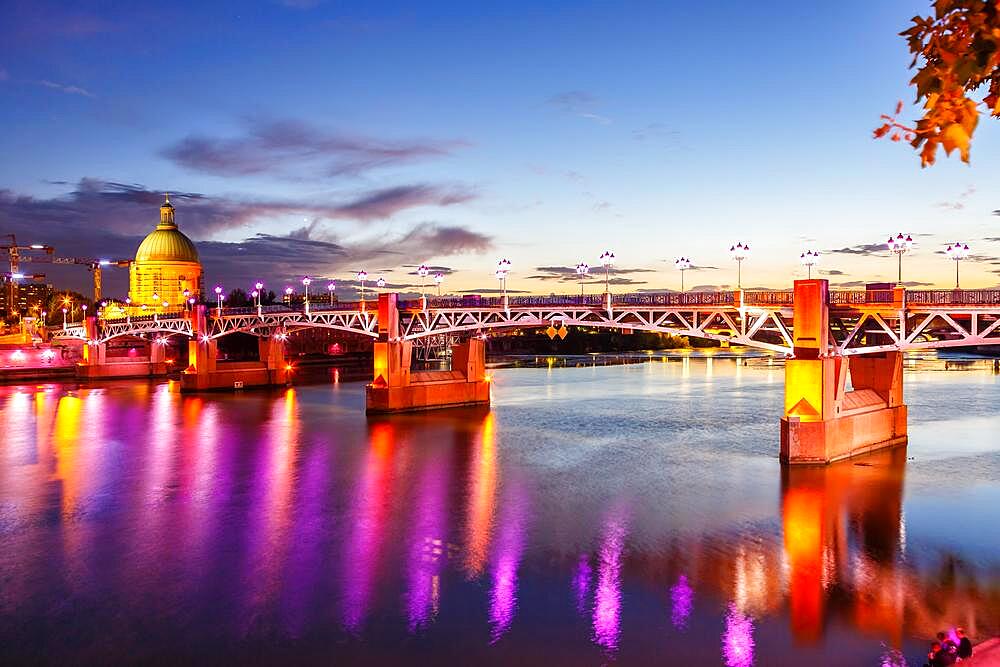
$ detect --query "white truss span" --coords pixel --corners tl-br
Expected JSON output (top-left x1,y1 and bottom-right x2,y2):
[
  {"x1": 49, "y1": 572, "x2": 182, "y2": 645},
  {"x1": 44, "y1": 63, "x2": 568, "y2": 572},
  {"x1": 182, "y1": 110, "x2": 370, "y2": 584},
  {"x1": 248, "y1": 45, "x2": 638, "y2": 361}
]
[{"x1": 79, "y1": 289, "x2": 1000, "y2": 355}]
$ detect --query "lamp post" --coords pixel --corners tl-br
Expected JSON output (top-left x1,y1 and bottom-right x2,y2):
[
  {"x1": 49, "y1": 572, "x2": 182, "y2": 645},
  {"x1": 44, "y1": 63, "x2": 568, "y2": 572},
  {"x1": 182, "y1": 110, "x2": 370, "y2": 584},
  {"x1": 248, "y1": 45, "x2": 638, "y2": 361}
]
[
  {"x1": 214, "y1": 286, "x2": 223, "y2": 315},
  {"x1": 945, "y1": 242, "x2": 970, "y2": 289},
  {"x1": 497, "y1": 258, "x2": 511, "y2": 298},
  {"x1": 434, "y1": 272, "x2": 443, "y2": 296},
  {"x1": 254, "y1": 282, "x2": 263, "y2": 308},
  {"x1": 125, "y1": 297, "x2": 131, "y2": 325},
  {"x1": 357, "y1": 270, "x2": 368, "y2": 305},
  {"x1": 62, "y1": 307, "x2": 67, "y2": 329},
  {"x1": 284, "y1": 286, "x2": 293, "y2": 306},
  {"x1": 800, "y1": 250, "x2": 820, "y2": 279},
  {"x1": 675, "y1": 256, "x2": 692, "y2": 292},
  {"x1": 729, "y1": 242, "x2": 749, "y2": 289},
  {"x1": 376, "y1": 276, "x2": 386, "y2": 292},
  {"x1": 418, "y1": 264, "x2": 429, "y2": 303},
  {"x1": 887, "y1": 233, "x2": 913, "y2": 285},
  {"x1": 327, "y1": 281, "x2": 336, "y2": 305},
  {"x1": 576, "y1": 262, "x2": 590, "y2": 298},
  {"x1": 495, "y1": 269, "x2": 505, "y2": 295},
  {"x1": 302, "y1": 276, "x2": 311, "y2": 315},
  {"x1": 599, "y1": 250, "x2": 615, "y2": 293}
]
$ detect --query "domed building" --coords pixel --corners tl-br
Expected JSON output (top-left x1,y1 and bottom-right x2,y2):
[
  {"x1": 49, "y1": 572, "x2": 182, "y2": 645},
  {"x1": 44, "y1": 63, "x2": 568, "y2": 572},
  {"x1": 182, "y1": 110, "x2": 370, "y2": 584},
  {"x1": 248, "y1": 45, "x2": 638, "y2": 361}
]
[{"x1": 129, "y1": 194, "x2": 203, "y2": 311}]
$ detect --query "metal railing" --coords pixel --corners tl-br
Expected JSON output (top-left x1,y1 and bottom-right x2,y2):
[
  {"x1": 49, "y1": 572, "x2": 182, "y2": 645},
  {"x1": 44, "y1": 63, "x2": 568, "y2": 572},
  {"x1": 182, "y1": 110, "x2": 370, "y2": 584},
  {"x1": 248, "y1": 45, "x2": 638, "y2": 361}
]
[
  {"x1": 743, "y1": 291, "x2": 793, "y2": 306},
  {"x1": 906, "y1": 289, "x2": 1000, "y2": 305},
  {"x1": 613, "y1": 291, "x2": 735, "y2": 306}
]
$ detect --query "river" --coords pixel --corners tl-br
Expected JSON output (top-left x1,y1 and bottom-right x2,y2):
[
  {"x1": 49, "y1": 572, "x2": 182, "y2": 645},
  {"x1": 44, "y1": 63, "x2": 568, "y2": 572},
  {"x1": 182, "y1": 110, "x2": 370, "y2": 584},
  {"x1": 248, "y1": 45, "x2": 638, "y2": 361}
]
[{"x1": 1, "y1": 354, "x2": 998, "y2": 665}]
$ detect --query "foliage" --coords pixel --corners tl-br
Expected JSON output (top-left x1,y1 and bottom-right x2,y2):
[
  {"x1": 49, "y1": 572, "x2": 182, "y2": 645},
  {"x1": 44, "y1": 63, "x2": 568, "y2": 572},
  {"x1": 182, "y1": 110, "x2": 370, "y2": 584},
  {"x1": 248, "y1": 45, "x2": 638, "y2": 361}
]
[{"x1": 875, "y1": 0, "x2": 1000, "y2": 166}]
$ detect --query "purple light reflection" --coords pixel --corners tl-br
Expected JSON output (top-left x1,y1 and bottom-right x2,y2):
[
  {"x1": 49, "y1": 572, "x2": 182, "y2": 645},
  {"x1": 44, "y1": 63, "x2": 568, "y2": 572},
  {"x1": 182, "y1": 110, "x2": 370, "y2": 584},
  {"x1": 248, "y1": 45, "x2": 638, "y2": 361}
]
[
  {"x1": 670, "y1": 574, "x2": 693, "y2": 630},
  {"x1": 489, "y1": 481, "x2": 527, "y2": 644},
  {"x1": 722, "y1": 602, "x2": 755, "y2": 667},
  {"x1": 573, "y1": 554, "x2": 592, "y2": 615},
  {"x1": 406, "y1": 449, "x2": 447, "y2": 633},
  {"x1": 592, "y1": 514, "x2": 627, "y2": 655}
]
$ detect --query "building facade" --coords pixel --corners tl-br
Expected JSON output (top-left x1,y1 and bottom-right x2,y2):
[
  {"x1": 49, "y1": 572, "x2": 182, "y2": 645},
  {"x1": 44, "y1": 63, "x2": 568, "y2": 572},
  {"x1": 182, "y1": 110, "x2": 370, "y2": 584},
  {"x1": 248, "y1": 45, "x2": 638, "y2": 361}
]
[{"x1": 129, "y1": 195, "x2": 203, "y2": 310}]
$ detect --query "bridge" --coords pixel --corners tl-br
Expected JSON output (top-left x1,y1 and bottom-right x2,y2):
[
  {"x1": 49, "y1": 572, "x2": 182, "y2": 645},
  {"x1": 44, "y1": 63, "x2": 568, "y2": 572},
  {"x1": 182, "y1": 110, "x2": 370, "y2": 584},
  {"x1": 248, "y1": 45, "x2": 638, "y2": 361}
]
[{"x1": 53, "y1": 280, "x2": 1000, "y2": 465}]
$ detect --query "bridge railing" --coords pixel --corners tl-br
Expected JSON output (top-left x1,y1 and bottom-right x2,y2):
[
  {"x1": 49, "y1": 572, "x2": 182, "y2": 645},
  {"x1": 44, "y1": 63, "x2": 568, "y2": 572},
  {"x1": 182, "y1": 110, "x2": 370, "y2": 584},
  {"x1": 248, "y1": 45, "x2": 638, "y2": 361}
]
[
  {"x1": 743, "y1": 290, "x2": 793, "y2": 306},
  {"x1": 102, "y1": 307, "x2": 189, "y2": 323},
  {"x1": 613, "y1": 291, "x2": 735, "y2": 306},
  {"x1": 906, "y1": 289, "x2": 1000, "y2": 305},
  {"x1": 828, "y1": 290, "x2": 895, "y2": 305}
]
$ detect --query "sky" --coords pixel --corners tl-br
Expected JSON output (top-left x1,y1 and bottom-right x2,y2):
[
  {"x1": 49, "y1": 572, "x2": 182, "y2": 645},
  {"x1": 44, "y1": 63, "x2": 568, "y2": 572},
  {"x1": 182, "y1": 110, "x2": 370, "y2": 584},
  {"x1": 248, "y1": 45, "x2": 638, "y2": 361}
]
[{"x1": 1, "y1": 0, "x2": 999, "y2": 298}]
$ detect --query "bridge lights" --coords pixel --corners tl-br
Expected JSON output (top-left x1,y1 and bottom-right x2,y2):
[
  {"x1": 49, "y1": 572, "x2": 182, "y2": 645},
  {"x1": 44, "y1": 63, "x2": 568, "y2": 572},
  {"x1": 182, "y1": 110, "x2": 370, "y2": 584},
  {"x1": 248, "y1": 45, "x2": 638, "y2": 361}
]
[
  {"x1": 946, "y1": 242, "x2": 970, "y2": 289},
  {"x1": 376, "y1": 276, "x2": 386, "y2": 291},
  {"x1": 887, "y1": 233, "x2": 913, "y2": 285},
  {"x1": 576, "y1": 262, "x2": 590, "y2": 298},
  {"x1": 599, "y1": 250, "x2": 615, "y2": 293},
  {"x1": 675, "y1": 256, "x2": 692, "y2": 292},
  {"x1": 284, "y1": 286, "x2": 293, "y2": 307},
  {"x1": 729, "y1": 242, "x2": 750, "y2": 289},
  {"x1": 327, "y1": 281, "x2": 336, "y2": 305},
  {"x1": 61, "y1": 307, "x2": 68, "y2": 329},
  {"x1": 356, "y1": 270, "x2": 368, "y2": 303},
  {"x1": 214, "y1": 285, "x2": 224, "y2": 314},
  {"x1": 799, "y1": 250, "x2": 820, "y2": 279},
  {"x1": 495, "y1": 269, "x2": 506, "y2": 295},
  {"x1": 434, "y1": 272, "x2": 444, "y2": 296}
]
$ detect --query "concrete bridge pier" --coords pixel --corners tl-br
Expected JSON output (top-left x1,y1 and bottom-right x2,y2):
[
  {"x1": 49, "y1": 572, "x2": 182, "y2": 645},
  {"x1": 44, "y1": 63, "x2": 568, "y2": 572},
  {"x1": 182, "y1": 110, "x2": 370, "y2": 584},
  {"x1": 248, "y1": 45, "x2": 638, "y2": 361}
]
[
  {"x1": 180, "y1": 305, "x2": 290, "y2": 391},
  {"x1": 366, "y1": 293, "x2": 490, "y2": 414},
  {"x1": 76, "y1": 315, "x2": 169, "y2": 379},
  {"x1": 781, "y1": 279, "x2": 907, "y2": 464}
]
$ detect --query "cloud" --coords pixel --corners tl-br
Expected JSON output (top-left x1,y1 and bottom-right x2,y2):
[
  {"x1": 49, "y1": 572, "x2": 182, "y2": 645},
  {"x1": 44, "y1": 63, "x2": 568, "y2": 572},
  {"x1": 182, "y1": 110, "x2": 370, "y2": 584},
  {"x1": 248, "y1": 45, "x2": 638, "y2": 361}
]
[
  {"x1": 335, "y1": 185, "x2": 475, "y2": 220},
  {"x1": 456, "y1": 288, "x2": 530, "y2": 294},
  {"x1": 0, "y1": 179, "x2": 489, "y2": 294},
  {"x1": 819, "y1": 269, "x2": 845, "y2": 276},
  {"x1": 632, "y1": 123, "x2": 681, "y2": 144},
  {"x1": 992, "y1": 211, "x2": 1000, "y2": 216},
  {"x1": 162, "y1": 118, "x2": 467, "y2": 179},
  {"x1": 546, "y1": 90, "x2": 611, "y2": 125},
  {"x1": 401, "y1": 264, "x2": 455, "y2": 276},
  {"x1": 525, "y1": 265, "x2": 654, "y2": 283},
  {"x1": 828, "y1": 243, "x2": 887, "y2": 256},
  {"x1": 38, "y1": 79, "x2": 94, "y2": 97},
  {"x1": 934, "y1": 185, "x2": 975, "y2": 210}
]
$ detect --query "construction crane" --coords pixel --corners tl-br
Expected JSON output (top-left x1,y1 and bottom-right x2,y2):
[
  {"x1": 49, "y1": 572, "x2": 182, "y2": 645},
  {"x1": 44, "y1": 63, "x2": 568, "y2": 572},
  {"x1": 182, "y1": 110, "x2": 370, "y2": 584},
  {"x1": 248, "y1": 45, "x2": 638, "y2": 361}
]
[
  {"x1": 17, "y1": 255, "x2": 132, "y2": 303},
  {"x1": 2, "y1": 234, "x2": 54, "y2": 320}
]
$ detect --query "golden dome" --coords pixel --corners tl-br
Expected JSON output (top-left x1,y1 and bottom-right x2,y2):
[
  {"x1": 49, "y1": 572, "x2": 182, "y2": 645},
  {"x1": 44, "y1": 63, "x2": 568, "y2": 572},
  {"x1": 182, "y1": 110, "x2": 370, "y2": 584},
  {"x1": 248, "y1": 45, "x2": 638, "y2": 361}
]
[{"x1": 134, "y1": 194, "x2": 201, "y2": 264}]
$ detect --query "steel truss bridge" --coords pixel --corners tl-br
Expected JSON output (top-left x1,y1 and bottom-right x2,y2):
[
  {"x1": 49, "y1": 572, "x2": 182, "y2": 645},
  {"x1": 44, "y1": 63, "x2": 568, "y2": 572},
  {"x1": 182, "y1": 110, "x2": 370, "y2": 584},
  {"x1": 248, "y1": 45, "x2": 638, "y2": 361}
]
[{"x1": 52, "y1": 288, "x2": 1000, "y2": 356}]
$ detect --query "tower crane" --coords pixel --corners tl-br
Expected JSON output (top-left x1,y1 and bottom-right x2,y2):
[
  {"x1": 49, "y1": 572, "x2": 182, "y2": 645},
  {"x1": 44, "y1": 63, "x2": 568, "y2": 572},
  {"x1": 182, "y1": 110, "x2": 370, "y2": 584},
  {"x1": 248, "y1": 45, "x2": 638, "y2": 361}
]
[
  {"x1": 2, "y1": 234, "x2": 54, "y2": 320},
  {"x1": 16, "y1": 255, "x2": 133, "y2": 303}
]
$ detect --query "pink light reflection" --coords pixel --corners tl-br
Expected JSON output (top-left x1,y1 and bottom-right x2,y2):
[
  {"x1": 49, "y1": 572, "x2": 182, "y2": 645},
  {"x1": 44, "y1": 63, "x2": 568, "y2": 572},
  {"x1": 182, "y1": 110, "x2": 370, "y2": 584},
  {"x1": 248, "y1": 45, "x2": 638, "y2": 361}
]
[
  {"x1": 574, "y1": 554, "x2": 592, "y2": 615},
  {"x1": 670, "y1": 574, "x2": 693, "y2": 630},
  {"x1": 406, "y1": 449, "x2": 447, "y2": 633},
  {"x1": 592, "y1": 515, "x2": 627, "y2": 655},
  {"x1": 722, "y1": 602, "x2": 755, "y2": 667},
  {"x1": 488, "y1": 481, "x2": 526, "y2": 644}
]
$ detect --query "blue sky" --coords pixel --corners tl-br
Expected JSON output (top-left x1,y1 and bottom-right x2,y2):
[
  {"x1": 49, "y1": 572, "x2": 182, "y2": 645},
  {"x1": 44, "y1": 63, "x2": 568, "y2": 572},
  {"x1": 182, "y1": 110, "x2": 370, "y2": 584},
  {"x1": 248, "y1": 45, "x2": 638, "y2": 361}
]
[{"x1": 1, "y1": 0, "x2": 998, "y2": 297}]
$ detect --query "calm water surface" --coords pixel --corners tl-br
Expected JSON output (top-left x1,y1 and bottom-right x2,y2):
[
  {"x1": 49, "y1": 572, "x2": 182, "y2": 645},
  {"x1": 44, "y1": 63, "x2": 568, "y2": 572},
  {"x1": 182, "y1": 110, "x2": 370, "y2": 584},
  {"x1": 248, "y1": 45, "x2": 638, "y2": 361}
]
[{"x1": 1, "y1": 356, "x2": 998, "y2": 665}]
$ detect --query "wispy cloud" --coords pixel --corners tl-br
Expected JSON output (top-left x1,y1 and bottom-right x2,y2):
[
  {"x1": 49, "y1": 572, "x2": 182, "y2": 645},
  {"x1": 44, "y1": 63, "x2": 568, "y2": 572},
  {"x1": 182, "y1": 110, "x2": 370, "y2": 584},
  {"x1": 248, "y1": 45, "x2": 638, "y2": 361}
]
[
  {"x1": 38, "y1": 79, "x2": 94, "y2": 97},
  {"x1": 546, "y1": 90, "x2": 611, "y2": 125},
  {"x1": 525, "y1": 265, "x2": 653, "y2": 283},
  {"x1": 162, "y1": 118, "x2": 468, "y2": 179},
  {"x1": 827, "y1": 242, "x2": 888, "y2": 257},
  {"x1": 933, "y1": 185, "x2": 975, "y2": 210}
]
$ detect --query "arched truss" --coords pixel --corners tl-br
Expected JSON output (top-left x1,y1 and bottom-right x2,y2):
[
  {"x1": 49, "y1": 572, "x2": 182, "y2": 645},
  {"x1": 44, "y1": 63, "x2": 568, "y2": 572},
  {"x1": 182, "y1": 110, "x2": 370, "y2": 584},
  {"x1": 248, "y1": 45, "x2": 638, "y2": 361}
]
[
  {"x1": 830, "y1": 307, "x2": 1000, "y2": 355},
  {"x1": 99, "y1": 318, "x2": 193, "y2": 343},
  {"x1": 397, "y1": 306, "x2": 795, "y2": 354},
  {"x1": 206, "y1": 310, "x2": 378, "y2": 340}
]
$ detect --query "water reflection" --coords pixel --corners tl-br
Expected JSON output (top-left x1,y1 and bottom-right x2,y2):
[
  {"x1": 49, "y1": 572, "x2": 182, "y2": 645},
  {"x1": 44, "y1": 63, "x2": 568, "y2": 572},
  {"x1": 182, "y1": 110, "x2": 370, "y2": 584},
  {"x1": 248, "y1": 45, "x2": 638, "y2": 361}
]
[{"x1": 0, "y1": 365, "x2": 997, "y2": 664}]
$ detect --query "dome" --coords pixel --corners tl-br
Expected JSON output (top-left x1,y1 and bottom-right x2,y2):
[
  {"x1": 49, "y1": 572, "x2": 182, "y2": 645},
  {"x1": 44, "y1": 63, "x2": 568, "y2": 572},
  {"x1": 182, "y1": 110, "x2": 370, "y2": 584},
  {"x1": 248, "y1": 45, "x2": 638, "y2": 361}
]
[
  {"x1": 135, "y1": 228, "x2": 200, "y2": 263},
  {"x1": 134, "y1": 193, "x2": 200, "y2": 263}
]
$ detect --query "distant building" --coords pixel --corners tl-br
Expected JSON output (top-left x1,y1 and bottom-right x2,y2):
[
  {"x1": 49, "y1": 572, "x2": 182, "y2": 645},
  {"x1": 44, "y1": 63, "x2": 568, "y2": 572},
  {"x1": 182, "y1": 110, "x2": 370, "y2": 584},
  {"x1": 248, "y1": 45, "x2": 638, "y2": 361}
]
[
  {"x1": 129, "y1": 194, "x2": 203, "y2": 310},
  {"x1": 0, "y1": 277, "x2": 51, "y2": 320}
]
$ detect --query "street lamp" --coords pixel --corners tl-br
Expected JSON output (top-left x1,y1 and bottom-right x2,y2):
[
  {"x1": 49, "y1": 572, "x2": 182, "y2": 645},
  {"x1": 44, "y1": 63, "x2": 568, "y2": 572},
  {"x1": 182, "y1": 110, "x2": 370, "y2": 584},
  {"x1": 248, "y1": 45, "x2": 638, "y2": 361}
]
[
  {"x1": 254, "y1": 281, "x2": 264, "y2": 309},
  {"x1": 302, "y1": 276, "x2": 311, "y2": 314},
  {"x1": 62, "y1": 307, "x2": 67, "y2": 329},
  {"x1": 730, "y1": 242, "x2": 750, "y2": 289},
  {"x1": 327, "y1": 281, "x2": 336, "y2": 305},
  {"x1": 675, "y1": 256, "x2": 692, "y2": 292},
  {"x1": 495, "y1": 269, "x2": 505, "y2": 295},
  {"x1": 357, "y1": 270, "x2": 368, "y2": 303},
  {"x1": 418, "y1": 264, "x2": 429, "y2": 301},
  {"x1": 284, "y1": 286, "x2": 293, "y2": 305},
  {"x1": 887, "y1": 233, "x2": 913, "y2": 285},
  {"x1": 81, "y1": 304, "x2": 87, "y2": 322},
  {"x1": 576, "y1": 262, "x2": 590, "y2": 298},
  {"x1": 945, "y1": 242, "x2": 970, "y2": 289},
  {"x1": 497, "y1": 258, "x2": 511, "y2": 298},
  {"x1": 434, "y1": 272, "x2": 444, "y2": 296},
  {"x1": 376, "y1": 276, "x2": 386, "y2": 291},
  {"x1": 800, "y1": 250, "x2": 820, "y2": 279},
  {"x1": 214, "y1": 286, "x2": 224, "y2": 314},
  {"x1": 599, "y1": 250, "x2": 615, "y2": 293},
  {"x1": 183, "y1": 289, "x2": 191, "y2": 312}
]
